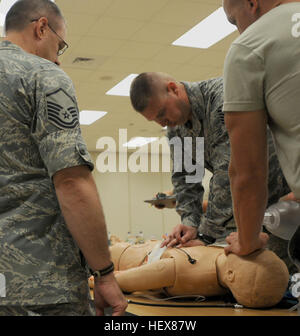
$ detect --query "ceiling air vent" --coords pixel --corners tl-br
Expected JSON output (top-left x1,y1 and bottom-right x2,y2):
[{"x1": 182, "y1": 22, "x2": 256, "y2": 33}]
[{"x1": 72, "y1": 57, "x2": 94, "y2": 64}]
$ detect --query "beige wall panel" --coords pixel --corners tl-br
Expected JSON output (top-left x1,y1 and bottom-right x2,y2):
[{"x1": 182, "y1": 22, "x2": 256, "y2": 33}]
[
  {"x1": 90, "y1": 152, "x2": 212, "y2": 241},
  {"x1": 91, "y1": 152, "x2": 130, "y2": 240}
]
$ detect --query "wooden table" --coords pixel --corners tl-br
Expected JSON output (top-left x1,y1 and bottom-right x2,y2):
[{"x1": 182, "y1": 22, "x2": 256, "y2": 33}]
[{"x1": 124, "y1": 293, "x2": 298, "y2": 316}]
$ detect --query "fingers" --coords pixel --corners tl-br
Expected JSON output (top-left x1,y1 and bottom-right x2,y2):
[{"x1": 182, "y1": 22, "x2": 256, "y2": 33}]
[
  {"x1": 224, "y1": 232, "x2": 238, "y2": 255},
  {"x1": 96, "y1": 307, "x2": 104, "y2": 316},
  {"x1": 93, "y1": 273, "x2": 128, "y2": 316},
  {"x1": 180, "y1": 229, "x2": 196, "y2": 244},
  {"x1": 174, "y1": 229, "x2": 182, "y2": 242},
  {"x1": 160, "y1": 235, "x2": 178, "y2": 247},
  {"x1": 161, "y1": 224, "x2": 182, "y2": 247},
  {"x1": 111, "y1": 300, "x2": 128, "y2": 316},
  {"x1": 224, "y1": 231, "x2": 269, "y2": 256},
  {"x1": 161, "y1": 225, "x2": 199, "y2": 248},
  {"x1": 259, "y1": 232, "x2": 269, "y2": 245},
  {"x1": 167, "y1": 237, "x2": 180, "y2": 247},
  {"x1": 154, "y1": 204, "x2": 165, "y2": 209},
  {"x1": 178, "y1": 239, "x2": 205, "y2": 248},
  {"x1": 160, "y1": 239, "x2": 168, "y2": 247},
  {"x1": 224, "y1": 244, "x2": 232, "y2": 256}
]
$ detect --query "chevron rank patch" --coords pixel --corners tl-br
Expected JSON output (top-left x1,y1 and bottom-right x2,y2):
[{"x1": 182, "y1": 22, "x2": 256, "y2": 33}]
[{"x1": 46, "y1": 88, "x2": 79, "y2": 130}]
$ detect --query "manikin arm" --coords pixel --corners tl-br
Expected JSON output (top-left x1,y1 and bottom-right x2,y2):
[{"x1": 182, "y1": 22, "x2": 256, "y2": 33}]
[{"x1": 115, "y1": 259, "x2": 176, "y2": 293}]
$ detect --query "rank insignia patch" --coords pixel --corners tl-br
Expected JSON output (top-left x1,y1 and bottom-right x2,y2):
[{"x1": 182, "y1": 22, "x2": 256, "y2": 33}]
[{"x1": 46, "y1": 88, "x2": 79, "y2": 129}]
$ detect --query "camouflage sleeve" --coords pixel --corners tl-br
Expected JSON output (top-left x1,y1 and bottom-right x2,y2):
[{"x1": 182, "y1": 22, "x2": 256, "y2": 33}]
[
  {"x1": 168, "y1": 128, "x2": 204, "y2": 228},
  {"x1": 30, "y1": 67, "x2": 94, "y2": 178},
  {"x1": 198, "y1": 141, "x2": 234, "y2": 238}
]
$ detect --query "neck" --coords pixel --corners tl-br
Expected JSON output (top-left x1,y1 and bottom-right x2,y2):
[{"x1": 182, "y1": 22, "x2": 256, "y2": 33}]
[
  {"x1": 179, "y1": 83, "x2": 192, "y2": 121},
  {"x1": 4, "y1": 31, "x2": 37, "y2": 56},
  {"x1": 215, "y1": 253, "x2": 230, "y2": 289}
]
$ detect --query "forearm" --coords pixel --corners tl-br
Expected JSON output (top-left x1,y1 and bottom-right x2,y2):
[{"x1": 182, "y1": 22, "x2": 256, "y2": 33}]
[
  {"x1": 224, "y1": 110, "x2": 269, "y2": 253},
  {"x1": 54, "y1": 169, "x2": 111, "y2": 271},
  {"x1": 229, "y1": 162, "x2": 267, "y2": 249}
]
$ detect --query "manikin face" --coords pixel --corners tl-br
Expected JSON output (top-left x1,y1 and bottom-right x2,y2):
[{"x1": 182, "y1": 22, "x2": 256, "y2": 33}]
[
  {"x1": 222, "y1": 0, "x2": 259, "y2": 33},
  {"x1": 142, "y1": 84, "x2": 191, "y2": 128}
]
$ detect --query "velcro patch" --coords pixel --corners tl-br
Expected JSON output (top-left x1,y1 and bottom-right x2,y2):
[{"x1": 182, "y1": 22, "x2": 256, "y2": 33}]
[{"x1": 46, "y1": 88, "x2": 79, "y2": 130}]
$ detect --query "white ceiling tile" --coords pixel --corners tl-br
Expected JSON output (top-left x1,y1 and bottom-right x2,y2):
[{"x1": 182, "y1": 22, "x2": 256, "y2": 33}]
[
  {"x1": 64, "y1": 13, "x2": 99, "y2": 36},
  {"x1": 87, "y1": 17, "x2": 147, "y2": 40},
  {"x1": 112, "y1": 41, "x2": 164, "y2": 60},
  {"x1": 57, "y1": 0, "x2": 112, "y2": 15},
  {"x1": 151, "y1": 1, "x2": 219, "y2": 26},
  {"x1": 103, "y1": 0, "x2": 169, "y2": 20},
  {"x1": 129, "y1": 22, "x2": 192, "y2": 44},
  {"x1": 70, "y1": 37, "x2": 127, "y2": 57}
]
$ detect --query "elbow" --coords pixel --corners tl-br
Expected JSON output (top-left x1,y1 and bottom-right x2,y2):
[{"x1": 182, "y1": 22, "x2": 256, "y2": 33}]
[
  {"x1": 53, "y1": 174, "x2": 90, "y2": 211},
  {"x1": 228, "y1": 161, "x2": 267, "y2": 192}
]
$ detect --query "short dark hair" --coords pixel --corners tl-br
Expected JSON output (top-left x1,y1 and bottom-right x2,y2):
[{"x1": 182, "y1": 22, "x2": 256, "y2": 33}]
[
  {"x1": 130, "y1": 73, "x2": 155, "y2": 113},
  {"x1": 5, "y1": 0, "x2": 64, "y2": 33}
]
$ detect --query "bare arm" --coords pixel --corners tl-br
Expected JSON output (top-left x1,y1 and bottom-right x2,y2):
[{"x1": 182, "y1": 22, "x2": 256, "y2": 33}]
[
  {"x1": 224, "y1": 110, "x2": 269, "y2": 255},
  {"x1": 53, "y1": 165, "x2": 127, "y2": 316},
  {"x1": 53, "y1": 165, "x2": 111, "y2": 270}
]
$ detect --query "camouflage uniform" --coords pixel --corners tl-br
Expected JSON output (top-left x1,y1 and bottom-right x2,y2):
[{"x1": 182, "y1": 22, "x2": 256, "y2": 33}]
[
  {"x1": 167, "y1": 78, "x2": 296, "y2": 272},
  {"x1": 0, "y1": 41, "x2": 95, "y2": 313}
]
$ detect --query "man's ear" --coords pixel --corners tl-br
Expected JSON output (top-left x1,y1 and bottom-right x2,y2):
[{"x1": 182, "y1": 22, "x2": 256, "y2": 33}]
[
  {"x1": 247, "y1": 0, "x2": 259, "y2": 13},
  {"x1": 167, "y1": 81, "x2": 179, "y2": 96},
  {"x1": 34, "y1": 17, "x2": 48, "y2": 40}
]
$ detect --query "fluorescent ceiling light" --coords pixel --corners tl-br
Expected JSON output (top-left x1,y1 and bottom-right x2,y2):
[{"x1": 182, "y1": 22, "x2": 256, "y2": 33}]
[
  {"x1": 172, "y1": 7, "x2": 237, "y2": 49},
  {"x1": 80, "y1": 110, "x2": 107, "y2": 125},
  {"x1": 106, "y1": 74, "x2": 138, "y2": 97},
  {"x1": 123, "y1": 137, "x2": 158, "y2": 148},
  {"x1": 0, "y1": 0, "x2": 55, "y2": 37}
]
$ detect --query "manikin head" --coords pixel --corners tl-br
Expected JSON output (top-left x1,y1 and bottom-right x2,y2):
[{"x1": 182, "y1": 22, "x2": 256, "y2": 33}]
[
  {"x1": 4, "y1": 0, "x2": 67, "y2": 65},
  {"x1": 222, "y1": 0, "x2": 284, "y2": 33},
  {"x1": 217, "y1": 249, "x2": 289, "y2": 308},
  {"x1": 130, "y1": 72, "x2": 192, "y2": 128}
]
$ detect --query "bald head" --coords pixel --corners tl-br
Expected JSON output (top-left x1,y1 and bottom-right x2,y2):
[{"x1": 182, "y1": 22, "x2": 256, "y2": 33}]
[
  {"x1": 223, "y1": 0, "x2": 291, "y2": 30},
  {"x1": 130, "y1": 72, "x2": 178, "y2": 113}
]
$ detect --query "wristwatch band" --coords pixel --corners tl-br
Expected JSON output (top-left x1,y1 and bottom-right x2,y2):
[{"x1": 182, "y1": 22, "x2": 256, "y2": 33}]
[
  {"x1": 198, "y1": 233, "x2": 216, "y2": 245},
  {"x1": 90, "y1": 262, "x2": 114, "y2": 278}
]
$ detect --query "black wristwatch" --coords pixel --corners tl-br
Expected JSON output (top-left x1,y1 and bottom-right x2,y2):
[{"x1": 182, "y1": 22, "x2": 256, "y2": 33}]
[
  {"x1": 198, "y1": 233, "x2": 216, "y2": 245},
  {"x1": 90, "y1": 262, "x2": 114, "y2": 278}
]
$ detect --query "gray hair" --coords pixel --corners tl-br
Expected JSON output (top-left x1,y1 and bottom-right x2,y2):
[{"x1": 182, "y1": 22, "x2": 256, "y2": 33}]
[{"x1": 5, "y1": 0, "x2": 64, "y2": 33}]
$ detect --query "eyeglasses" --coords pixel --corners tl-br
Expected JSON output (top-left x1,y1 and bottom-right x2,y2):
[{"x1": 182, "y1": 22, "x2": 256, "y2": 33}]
[{"x1": 31, "y1": 18, "x2": 69, "y2": 56}]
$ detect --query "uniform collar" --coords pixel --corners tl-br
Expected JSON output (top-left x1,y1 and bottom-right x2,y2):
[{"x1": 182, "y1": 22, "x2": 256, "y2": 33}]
[
  {"x1": 181, "y1": 81, "x2": 204, "y2": 133},
  {"x1": 0, "y1": 40, "x2": 24, "y2": 52}
]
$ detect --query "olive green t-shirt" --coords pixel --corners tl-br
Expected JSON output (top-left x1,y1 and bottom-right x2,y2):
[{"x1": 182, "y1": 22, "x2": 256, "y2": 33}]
[{"x1": 223, "y1": 3, "x2": 300, "y2": 198}]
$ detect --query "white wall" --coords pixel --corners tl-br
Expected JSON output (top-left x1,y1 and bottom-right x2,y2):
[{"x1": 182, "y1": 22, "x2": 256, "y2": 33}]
[{"x1": 90, "y1": 151, "x2": 212, "y2": 241}]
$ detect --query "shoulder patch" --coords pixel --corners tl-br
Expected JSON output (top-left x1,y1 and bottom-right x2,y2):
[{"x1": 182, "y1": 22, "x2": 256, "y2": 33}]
[{"x1": 46, "y1": 88, "x2": 79, "y2": 130}]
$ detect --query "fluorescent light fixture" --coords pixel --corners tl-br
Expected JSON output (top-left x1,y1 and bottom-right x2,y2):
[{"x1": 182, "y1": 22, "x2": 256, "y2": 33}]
[
  {"x1": 123, "y1": 137, "x2": 158, "y2": 148},
  {"x1": 106, "y1": 74, "x2": 138, "y2": 97},
  {"x1": 80, "y1": 110, "x2": 107, "y2": 125},
  {"x1": 172, "y1": 7, "x2": 237, "y2": 49},
  {"x1": 0, "y1": 0, "x2": 55, "y2": 37}
]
